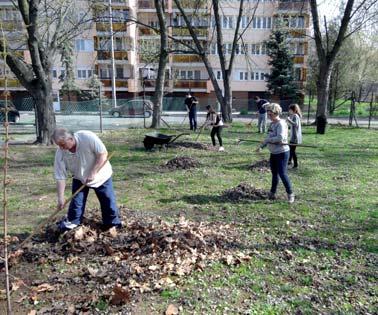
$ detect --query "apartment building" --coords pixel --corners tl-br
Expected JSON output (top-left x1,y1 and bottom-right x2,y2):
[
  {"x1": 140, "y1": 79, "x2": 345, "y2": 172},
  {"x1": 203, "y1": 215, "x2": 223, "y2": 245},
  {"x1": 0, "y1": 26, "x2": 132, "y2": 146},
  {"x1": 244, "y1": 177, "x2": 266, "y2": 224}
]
[{"x1": 0, "y1": 0, "x2": 311, "y2": 110}]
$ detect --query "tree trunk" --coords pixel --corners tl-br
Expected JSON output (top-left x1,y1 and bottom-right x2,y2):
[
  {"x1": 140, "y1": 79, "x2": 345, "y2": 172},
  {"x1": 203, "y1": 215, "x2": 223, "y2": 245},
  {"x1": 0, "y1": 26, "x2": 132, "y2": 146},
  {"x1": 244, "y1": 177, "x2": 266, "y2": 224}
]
[
  {"x1": 221, "y1": 78, "x2": 233, "y2": 122},
  {"x1": 32, "y1": 84, "x2": 56, "y2": 144},
  {"x1": 151, "y1": 0, "x2": 168, "y2": 129},
  {"x1": 316, "y1": 63, "x2": 332, "y2": 134},
  {"x1": 151, "y1": 52, "x2": 168, "y2": 128}
]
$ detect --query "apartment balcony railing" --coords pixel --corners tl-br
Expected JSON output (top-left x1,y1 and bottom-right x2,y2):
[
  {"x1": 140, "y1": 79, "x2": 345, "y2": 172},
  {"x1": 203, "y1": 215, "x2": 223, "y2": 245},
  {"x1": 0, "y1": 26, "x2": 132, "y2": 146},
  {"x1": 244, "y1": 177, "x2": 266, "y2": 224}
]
[
  {"x1": 143, "y1": 79, "x2": 169, "y2": 88},
  {"x1": 138, "y1": 27, "x2": 159, "y2": 36},
  {"x1": 97, "y1": 51, "x2": 129, "y2": 61},
  {"x1": 1, "y1": 50, "x2": 24, "y2": 59},
  {"x1": 1, "y1": 21, "x2": 24, "y2": 31},
  {"x1": 138, "y1": 0, "x2": 168, "y2": 9},
  {"x1": 96, "y1": 22, "x2": 127, "y2": 32},
  {"x1": 278, "y1": 1, "x2": 310, "y2": 12},
  {"x1": 173, "y1": 79, "x2": 207, "y2": 89},
  {"x1": 289, "y1": 29, "x2": 307, "y2": 38},
  {"x1": 293, "y1": 56, "x2": 305, "y2": 64},
  {"x1": 0, "y1": 78, "x2": 23, "y2": 88},
  {"x1": 100, "y1": 78, "x2": 128, "y2": 88},
  {"x1": 94, "y1": 0, "x2": 128, "y2": 4},
  {"x1": 172, "y1": 55, "x2": 202, "y2": 63},
  {"x1": 172, "y1": 27, "x2": 208, "y2": 37},
  {"x1": 172, "y1": 0, "x2": 208, "y2": 10}
]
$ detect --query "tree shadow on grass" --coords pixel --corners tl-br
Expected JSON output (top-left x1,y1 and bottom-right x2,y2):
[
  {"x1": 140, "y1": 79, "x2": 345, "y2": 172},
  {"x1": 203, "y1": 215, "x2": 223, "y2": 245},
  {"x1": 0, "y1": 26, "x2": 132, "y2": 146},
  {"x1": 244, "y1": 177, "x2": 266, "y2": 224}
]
[{"x1": 160, "y1": 194, "x2": 267, "y2": 205}]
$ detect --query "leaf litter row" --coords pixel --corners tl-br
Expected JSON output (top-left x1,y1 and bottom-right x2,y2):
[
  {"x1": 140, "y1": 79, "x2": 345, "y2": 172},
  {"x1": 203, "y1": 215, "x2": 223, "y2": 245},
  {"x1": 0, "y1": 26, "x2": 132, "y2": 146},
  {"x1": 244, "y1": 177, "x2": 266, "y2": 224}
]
[{"x1": 3, "y1": 208, "x2": 252, "y2": 311}]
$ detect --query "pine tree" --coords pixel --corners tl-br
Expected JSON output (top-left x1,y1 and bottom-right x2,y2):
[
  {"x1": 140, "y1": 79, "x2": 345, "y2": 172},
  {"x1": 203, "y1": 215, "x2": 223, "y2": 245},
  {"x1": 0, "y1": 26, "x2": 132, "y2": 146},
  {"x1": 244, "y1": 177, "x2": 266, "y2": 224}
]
[{"x1": 265, "y1": 26, "x2": 298, "y2": 101}]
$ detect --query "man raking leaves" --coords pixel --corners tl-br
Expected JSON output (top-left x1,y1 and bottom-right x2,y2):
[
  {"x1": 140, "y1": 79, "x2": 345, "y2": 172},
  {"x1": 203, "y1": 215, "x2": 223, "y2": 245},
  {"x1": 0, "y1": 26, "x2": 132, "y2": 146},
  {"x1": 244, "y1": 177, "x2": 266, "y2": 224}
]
[{"x1": 52, "y1": 128, "x2": 122, "y2": 232}]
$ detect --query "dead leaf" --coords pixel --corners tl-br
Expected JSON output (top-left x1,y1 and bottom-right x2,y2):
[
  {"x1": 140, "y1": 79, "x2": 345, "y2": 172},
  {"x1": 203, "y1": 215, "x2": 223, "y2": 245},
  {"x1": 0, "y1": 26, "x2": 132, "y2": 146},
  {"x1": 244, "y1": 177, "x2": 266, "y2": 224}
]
[
  {"x1": 27, "y1": 310, "x2": 37, "y2": 315},
  {"x1": 166, "y1": 304, "x2": 179, "y2": 315},
  {"x1": 34, "y1": 283, "x2": 55, "y2": 293},
  {"x1": 11, "y1": 279, "x2": 26, "y2": 292},
  {"x1": 74, "y1": 226, "x2": 85, "y2": 240},
  {"x1": 110, "y1": 284, "x2": 130, "y2": 305}
]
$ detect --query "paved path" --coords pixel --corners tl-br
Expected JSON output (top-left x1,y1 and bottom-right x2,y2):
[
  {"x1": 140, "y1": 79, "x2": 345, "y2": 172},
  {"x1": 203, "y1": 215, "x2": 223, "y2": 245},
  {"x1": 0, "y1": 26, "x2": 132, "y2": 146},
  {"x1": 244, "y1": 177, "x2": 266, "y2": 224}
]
[{"x1": 1, "y1": 112, "x2": 376, "y2": 144}]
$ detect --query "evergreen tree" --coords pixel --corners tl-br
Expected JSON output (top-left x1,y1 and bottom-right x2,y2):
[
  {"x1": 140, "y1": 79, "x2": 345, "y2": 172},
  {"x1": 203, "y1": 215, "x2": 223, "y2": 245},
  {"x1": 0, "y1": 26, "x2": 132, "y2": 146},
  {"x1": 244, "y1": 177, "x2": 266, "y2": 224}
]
[{"x1": 265, "y1": 27, "x2": 298, "y2": 101}]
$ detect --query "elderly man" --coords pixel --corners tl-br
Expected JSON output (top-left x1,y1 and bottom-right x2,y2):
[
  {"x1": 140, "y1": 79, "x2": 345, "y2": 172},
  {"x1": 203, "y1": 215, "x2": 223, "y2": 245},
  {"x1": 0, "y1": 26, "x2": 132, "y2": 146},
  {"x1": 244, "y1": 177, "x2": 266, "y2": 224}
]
[{"x1": 52, "y1": 128, "x2": 122, "y2": 231}]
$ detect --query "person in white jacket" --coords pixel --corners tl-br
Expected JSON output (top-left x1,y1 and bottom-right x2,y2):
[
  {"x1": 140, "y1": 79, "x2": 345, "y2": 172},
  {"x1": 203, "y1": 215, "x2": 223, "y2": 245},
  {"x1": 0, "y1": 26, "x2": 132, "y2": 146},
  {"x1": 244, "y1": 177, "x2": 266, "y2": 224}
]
[{"x1": 287, "y1": 104, "x2": 302, "y2": 168}]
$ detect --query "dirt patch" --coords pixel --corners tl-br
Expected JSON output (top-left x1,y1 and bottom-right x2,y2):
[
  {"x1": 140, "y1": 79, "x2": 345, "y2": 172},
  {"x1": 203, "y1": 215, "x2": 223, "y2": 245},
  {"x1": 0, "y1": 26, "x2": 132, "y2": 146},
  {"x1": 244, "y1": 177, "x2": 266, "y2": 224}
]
[
  {"x1": 163, "y1": 156, "x2": 200, "y2": 170},
  {"x1": 169, "y1": 141, "x2": 213, "y2": 151},
  {"x1": 2, "y1": 209, "x2": 249, "y2": 313},
  {"x1": 222, "y1": 183, "x2": 269, "y2": 201},
  {"x1": 248, "y1": 159, "x2": 270, "y2": 172}
]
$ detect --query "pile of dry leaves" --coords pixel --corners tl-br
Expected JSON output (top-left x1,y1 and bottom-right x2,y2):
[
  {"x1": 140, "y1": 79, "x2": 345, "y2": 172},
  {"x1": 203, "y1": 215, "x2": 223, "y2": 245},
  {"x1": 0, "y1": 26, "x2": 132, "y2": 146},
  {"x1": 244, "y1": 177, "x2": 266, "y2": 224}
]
[
  {"x1": 163, "y1": 156, "x2": 200, "y2": 170},
  {"x1": 222, "y1": 183, "x2": 269, "y2": 201},
  {"x1": 169, "y1": 141, "x2": 212, "y2": 151},
  {"x1": 3, "y1": 210, "x2": 251, "y2": 312},
  {"x1": 248, "y1": 159, "x2": 270, "y2": 172}
]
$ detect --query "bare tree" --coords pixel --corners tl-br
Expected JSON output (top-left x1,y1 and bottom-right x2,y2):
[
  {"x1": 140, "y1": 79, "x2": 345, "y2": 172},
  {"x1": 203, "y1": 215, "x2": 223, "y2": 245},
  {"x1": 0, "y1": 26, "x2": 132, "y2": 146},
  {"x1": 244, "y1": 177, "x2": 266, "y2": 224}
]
[
  {"x1": 150, "y1": 0, "x2": 169, "y2": 128},
  {"x1": 0, "y1": 0, "x2": 93, "y2": 144},
  {"x1": 309, "y1": 0, "x2": 378, "y2": 133},
  {"x1": 173, "y1": 0, "x2": 256, "y2": 122}
]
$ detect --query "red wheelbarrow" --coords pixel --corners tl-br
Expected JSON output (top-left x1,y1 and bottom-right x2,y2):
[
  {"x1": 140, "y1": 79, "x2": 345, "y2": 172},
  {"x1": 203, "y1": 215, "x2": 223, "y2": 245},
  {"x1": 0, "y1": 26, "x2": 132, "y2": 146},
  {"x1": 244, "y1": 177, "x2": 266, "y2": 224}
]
[{"x1": 143, "y1": 132, "x2": 189, "y2": 150}]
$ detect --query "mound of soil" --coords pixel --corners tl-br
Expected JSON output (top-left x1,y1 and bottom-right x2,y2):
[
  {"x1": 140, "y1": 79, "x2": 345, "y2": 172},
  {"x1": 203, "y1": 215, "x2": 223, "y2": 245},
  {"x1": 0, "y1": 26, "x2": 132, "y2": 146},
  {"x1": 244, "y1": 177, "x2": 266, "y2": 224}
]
[
  {"x1": 222, "y1": 183, "x2": 269, "y2": 201},
  {"x1": 248, "y1": 159, "x2": 270, "y2": 172},
  {"x1": 164, "y1": 156, "x2": 200, "y2": 170},
  {"x1": 4, "y1": 209, "x2": 250, "y2": 312},
  {"x1": 170, "y1": 141, "x2": 212, "y2": 150}
]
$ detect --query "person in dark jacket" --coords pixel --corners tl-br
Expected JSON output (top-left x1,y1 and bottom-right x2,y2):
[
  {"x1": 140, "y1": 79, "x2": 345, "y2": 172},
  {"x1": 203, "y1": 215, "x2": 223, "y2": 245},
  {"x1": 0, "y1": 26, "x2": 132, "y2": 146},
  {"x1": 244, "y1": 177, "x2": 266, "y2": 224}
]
[
  {"x1": 205, "y1": 105, "x2": 224, "y2": 151},
  {"x1": 287, "y1": 103, "x2": 302, "y2": 168},
  {"x1": 254, "y1": 96, "x2": 269, "y2": 133},
  {"x1": 184, "y1": 92, "x2": 198, "y2": 131}
]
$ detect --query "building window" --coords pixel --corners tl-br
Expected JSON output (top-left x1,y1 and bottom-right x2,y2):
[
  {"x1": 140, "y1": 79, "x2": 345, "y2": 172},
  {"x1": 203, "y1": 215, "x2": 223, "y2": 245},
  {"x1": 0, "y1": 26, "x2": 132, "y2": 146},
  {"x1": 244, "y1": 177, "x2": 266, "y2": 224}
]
[
  {"x1": 52, "y1": 69, "x2": 57, "y2": 78},
  {"x1": 75, "y1": 39, "x2": 94, "y2": 52},
  {"x1": 241, "y1": 16, "x2": 249, "y2": 28},
  {"x1": 238, "y1": 71, "x2": 248, "y2": 81},
  {"x1": 222, "y1": 16, "x2": 234, "y2": 29},
  {"x1": 216, "y1": 70, "x2": 223, "y2": 80},
  {"x1": 77, "y1": 69, "x2": 93, "y2": 79}
]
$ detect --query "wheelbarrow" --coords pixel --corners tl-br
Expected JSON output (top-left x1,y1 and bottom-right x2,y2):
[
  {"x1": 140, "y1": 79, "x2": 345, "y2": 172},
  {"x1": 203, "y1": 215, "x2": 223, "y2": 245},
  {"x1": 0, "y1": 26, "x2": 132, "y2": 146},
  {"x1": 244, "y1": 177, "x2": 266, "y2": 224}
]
[{"x1": 143, "y1": 132, "x2": 189, "y2": 150}]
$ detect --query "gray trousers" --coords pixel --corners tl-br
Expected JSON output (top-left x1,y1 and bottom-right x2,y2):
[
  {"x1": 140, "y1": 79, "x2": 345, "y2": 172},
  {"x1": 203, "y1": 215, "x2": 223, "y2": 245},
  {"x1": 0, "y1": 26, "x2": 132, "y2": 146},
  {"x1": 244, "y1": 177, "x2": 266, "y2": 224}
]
[{"x1": 258, "y1": 113, "x2": 267, "y2": 133}]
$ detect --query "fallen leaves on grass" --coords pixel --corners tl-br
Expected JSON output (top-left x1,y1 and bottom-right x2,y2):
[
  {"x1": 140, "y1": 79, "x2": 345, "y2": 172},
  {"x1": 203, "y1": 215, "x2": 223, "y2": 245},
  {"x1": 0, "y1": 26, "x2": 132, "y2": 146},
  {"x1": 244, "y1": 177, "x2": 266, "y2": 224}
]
[
  {"x1": 166, "y1": 304, "x2": 179, "y2": 315},
  {"x1": 248, "y1": 159, "x2": 270, "y2": 172},
  {"x1": 222, "y1": 183, "x2": 269, "y2": 201},
  {"x1": 170, "y1": 141, "x2": 212, "y2": 151},
  {"x1": 11, "y1": 209, "x2": 249, "y2": 311},
  {"x1": 164, "y1": 156, "x2": 200, "y2": 170}
]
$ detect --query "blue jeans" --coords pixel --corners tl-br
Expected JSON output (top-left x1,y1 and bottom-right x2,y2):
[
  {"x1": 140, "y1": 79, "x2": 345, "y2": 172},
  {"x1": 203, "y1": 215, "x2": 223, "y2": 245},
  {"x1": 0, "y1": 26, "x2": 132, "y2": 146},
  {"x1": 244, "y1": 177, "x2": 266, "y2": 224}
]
[
  {"x1": 270, "y1": 151, "x2": 293, "y2": 195},
  {"x1": 67, "y1": 177, "x2": 121, "y2": 226},
  {"x1": 189, "y1": 108, "x2": 197, "y2": 131},
  {"x1": 258, "y1": 113, "x2": 267, "y2": 133}
]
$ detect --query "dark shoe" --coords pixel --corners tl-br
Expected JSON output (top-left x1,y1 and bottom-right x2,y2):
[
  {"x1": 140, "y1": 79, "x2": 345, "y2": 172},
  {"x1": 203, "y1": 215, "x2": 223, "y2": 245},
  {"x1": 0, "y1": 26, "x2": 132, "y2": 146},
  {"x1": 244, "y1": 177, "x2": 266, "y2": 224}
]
[
  {"x1": 293, "y1": 165, "x2": 298, "y2": 169},
  {"x1": 101, "y1": 223, "x2": 122, "y2": 231},
  {"x1": 268, "y1": 192, "x2": 276, "y2": 200}
]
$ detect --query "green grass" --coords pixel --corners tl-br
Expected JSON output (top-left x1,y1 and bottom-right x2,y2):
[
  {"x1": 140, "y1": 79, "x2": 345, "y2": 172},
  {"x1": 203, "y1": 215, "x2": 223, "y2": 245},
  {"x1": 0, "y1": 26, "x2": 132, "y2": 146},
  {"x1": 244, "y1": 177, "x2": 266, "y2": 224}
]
[{"x1": 1, "y1": 124, "x2": 377, "y2": 314}]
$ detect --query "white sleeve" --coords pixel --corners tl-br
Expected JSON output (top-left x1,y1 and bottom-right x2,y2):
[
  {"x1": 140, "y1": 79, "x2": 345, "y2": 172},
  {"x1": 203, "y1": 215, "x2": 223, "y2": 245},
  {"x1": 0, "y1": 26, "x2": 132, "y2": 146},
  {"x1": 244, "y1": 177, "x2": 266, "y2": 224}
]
[{"x1": 54, "y1": 149, "x2": 67, "y2": 181}]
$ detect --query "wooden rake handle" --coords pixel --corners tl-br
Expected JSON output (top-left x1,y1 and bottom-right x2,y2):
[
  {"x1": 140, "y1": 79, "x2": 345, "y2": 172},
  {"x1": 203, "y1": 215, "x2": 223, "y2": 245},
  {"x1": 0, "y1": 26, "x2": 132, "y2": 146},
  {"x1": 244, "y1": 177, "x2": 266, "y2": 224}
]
[{"x1": 18, "y1": 151, "x2": 115, "y2": 248}]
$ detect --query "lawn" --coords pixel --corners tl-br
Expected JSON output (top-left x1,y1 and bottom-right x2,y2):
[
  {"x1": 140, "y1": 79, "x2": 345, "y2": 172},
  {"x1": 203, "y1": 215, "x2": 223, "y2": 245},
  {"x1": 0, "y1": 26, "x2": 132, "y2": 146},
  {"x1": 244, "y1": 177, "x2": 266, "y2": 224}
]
[{"x1": 0, "y1": 124, "x2": 377, "y2": 314}]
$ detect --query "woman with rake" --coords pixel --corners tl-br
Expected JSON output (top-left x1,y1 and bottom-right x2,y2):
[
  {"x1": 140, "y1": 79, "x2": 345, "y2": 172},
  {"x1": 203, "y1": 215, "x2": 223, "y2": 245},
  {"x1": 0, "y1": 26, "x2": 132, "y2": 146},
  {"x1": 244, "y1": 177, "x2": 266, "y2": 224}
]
[{"x1": 256, "y1": 103, "x2": 295, "y2": 204}]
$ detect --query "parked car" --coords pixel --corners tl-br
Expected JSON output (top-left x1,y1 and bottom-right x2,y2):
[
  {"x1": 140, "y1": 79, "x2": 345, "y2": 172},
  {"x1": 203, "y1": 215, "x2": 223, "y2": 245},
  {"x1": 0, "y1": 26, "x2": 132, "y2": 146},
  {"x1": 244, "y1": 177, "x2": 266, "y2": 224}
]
[
  {"x1": 108, "y1": 99, "x2": 153, "y2": 118},
  {"x1": 0, "y1": 103, "x2": 20, "y2": 123}
]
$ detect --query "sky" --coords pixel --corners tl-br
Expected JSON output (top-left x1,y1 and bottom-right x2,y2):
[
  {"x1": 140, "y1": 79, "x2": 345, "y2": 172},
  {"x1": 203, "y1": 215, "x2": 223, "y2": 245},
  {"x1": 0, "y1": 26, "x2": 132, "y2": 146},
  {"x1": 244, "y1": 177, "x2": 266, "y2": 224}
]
[{"x1": 317, "y1": 0, "x2": 342, "y2": 19}]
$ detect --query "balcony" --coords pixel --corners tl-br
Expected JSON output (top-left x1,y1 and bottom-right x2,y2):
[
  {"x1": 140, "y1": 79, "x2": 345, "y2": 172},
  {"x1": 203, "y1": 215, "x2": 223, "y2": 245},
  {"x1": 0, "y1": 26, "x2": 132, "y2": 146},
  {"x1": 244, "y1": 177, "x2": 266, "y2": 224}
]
[
  {"x1": 173, "y1": 79, "x2": 207, "y2": 89},
  {"x1": 278, "y1": 1, "x2": 310, "y2": 13},
  {"x1": 97, "y1": 51, "x2": 129, "y2": 61},
  {"x1": 172, "y1": 55, "x2": 202, "y2": 63},
  {"x1": 139, "y1": 0, "x2": 168, "y2": 10},
  {"x1": 94, "y1": 0, "x2": 128, "y2": 3},
  {"x1": 1, "y1": 21, "x2": 24, "y2": 32},
  {"x1": 172, "y1": 27, "x2": 208, "y2": 37},
  {"x1": 142, "y1": 79, "x2": 170, "y2": 88},
  {"x1": 0, "y1": 78, "x2": 23, "y2": 88},
  {"x1": 100, "y1": 78, "x2": 128, "y2": 88},
  {"x1": 289, "y1": 29, "x2": 306, "y2": 38},
  {"x1": 96, "y1": 22, "x2": 127, "y2": 32},
  {"x1": 138, "y1": 27, "x2": 159, "y2": 36},
  {"x1": 293, "y1": 56, "x2": 305, "y2": 64},
  {"x1": 172, "y1": 0, "x2": 208, "y2": 10}
]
